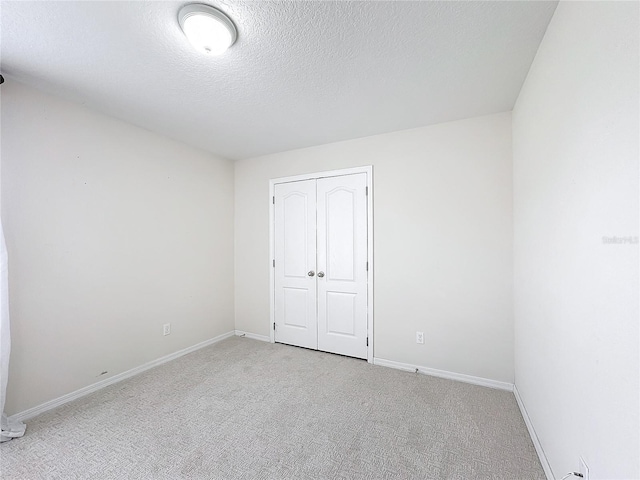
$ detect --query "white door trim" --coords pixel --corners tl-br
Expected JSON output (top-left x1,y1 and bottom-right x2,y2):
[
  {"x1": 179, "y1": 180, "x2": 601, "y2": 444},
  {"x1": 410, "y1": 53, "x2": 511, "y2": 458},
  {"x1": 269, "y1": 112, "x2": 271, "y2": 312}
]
[{"x1": 269, "y1": 166, "x2": 374, "y2": 363}]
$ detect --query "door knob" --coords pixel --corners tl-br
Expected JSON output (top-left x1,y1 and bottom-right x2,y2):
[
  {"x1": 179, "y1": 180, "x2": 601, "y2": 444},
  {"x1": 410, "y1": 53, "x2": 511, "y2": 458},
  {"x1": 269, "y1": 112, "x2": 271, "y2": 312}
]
[
  {"x1": 317, "y1": 272, "x2": 325, "y2": 278},
  {"x1": 308, "y1": 271, "x2": 315, "y2": 277}
]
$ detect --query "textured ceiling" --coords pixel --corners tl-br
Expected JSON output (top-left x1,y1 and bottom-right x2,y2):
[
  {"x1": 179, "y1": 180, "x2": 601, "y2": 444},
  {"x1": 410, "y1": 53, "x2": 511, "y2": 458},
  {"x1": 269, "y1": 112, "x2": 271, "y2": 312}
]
[{"x1": 1, "y1": 1, "x2": 557, "y2": 160}]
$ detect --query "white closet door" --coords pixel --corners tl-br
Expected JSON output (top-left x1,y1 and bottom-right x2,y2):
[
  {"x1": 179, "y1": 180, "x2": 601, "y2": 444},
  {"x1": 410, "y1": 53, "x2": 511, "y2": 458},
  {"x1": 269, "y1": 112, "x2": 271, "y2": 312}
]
[
  {"x1": 274, "y1": 180, "x2": 318, "y2": 350},
  {"x1": 316, "y1": 173, "x2": 368, "y2": 359}
]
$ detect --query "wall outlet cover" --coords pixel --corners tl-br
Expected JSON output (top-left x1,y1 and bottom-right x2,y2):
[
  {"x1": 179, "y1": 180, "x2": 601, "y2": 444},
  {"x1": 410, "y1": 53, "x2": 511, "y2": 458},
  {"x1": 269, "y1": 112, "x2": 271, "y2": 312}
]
[
  {"x1": 163, "y1": 323, "x2": 171, "y2": 336},
  {"x1": 416, "y1": 331, "x2": 424, "y2": 344}
]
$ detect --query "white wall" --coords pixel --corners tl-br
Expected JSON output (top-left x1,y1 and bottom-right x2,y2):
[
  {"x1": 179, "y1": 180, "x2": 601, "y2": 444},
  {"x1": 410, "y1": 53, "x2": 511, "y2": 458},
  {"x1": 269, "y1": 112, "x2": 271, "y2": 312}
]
[
  {"x1": 1, "y1": 81, "x2": 235, "y2": 415},
  {"x1": 235, "y1": 112, "x2": 514, "y2": 383},
  {"x1": 513, "y1": 2, "x2": 639, "y2": 479}
]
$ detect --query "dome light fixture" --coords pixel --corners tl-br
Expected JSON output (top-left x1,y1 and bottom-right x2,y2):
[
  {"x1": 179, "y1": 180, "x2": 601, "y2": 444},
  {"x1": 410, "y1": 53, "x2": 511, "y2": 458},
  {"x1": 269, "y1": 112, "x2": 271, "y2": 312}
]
[{"x1": 178, "y1": 4, "x2": 237, "y2": 55}]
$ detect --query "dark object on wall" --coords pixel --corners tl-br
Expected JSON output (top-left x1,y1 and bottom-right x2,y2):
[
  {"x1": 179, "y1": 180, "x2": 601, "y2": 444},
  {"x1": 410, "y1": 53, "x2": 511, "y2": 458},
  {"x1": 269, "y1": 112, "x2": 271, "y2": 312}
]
[{"x1": 0, "y1": 75, "x2": 4, "y2": 84}]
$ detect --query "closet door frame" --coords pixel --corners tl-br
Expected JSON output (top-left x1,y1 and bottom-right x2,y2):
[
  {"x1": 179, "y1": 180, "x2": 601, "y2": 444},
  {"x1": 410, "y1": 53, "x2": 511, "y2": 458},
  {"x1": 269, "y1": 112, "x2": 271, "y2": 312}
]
[{"x1": 269, "y1": 166, "x2": 374, "y2": 363}]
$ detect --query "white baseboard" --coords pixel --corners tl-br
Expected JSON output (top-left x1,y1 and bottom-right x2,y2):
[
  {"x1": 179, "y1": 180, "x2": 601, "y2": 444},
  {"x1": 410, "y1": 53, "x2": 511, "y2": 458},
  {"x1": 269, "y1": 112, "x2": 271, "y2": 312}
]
[
  {"x1": 373, "y1": 357, "x2": 514, "y2": 391},
  {"x1": 513, "y1": 385, "x2": 554, "y2": 480},
  {"x1": 235, "y1": 330, "x2": 271, "y2": 342},
  {"x1": 10, "y1": 330, "x2": 236, "y2": 422}
]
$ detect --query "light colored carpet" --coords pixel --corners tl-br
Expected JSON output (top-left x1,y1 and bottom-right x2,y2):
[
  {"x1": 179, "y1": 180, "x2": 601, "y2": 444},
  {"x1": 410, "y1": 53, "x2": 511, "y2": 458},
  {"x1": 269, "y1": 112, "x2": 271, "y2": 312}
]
[{"x1": 1, "y1": 337, "x2": 544, "y2": 479}]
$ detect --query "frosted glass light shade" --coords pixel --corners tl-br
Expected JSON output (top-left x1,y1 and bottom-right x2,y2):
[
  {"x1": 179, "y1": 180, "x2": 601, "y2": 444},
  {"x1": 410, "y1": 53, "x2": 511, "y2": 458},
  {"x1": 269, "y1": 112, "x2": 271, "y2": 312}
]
[{"x1": 179, "y1": 4, "x2": 237, "y2": 55}]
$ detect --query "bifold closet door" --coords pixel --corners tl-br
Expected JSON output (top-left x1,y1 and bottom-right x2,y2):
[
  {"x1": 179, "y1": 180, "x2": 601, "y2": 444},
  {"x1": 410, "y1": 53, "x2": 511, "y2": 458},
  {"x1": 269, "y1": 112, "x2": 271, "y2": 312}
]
[
  {"x1": 316, "y1": 174, "x2": 368, "y2": 359},
  {"x1": 273, "y1": 180, "x2": 318, "y2": 350}
]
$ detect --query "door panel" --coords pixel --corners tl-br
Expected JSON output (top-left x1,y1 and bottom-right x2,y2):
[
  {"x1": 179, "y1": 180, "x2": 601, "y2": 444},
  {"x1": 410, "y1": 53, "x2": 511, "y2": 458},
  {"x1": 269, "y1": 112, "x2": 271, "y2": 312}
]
[
  {"x1": 316, "y1": 174, "x2": 368, "y2": 359},
  {"x1": 326, "y1": 188, "x2": 356, "y2": 281},
  {"x1": 326, "y1": 292, "x2": 357, "y2": 335},
  {"x1": 283, "y1": 287, "x2": 310, "y2": 328},
  {"x1": 274, "y1": 180, "x2": 317, "y2": 349}
]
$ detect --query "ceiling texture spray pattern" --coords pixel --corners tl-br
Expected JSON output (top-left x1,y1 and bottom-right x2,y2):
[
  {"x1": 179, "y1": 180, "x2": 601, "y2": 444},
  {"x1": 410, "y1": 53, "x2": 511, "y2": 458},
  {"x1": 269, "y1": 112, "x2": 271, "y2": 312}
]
[{"x1": 1, "y1": 1, "x2": 557, "y2": 160}]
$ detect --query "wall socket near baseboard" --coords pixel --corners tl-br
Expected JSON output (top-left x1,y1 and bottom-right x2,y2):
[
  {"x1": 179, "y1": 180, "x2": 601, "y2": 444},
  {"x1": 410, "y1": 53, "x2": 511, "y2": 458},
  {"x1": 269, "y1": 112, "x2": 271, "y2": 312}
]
[
  {"x1": 163, "y1": 323, "x2": 171, "y2": 336},
  {"x1": 416, "y1": 331, "x2": 424, "y2": 344},
  {"x1": 579, "y1": 456, "x2": 589, "y2": 480}
]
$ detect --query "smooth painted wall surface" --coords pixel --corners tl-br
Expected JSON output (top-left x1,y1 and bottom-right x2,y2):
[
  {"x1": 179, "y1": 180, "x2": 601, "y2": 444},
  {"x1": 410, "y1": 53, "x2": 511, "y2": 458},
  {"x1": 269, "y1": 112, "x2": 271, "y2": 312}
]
[
  {"x1": 1, "y1": 81, "x2": 235, "y2": 414},
  {"x1": 235, "y1": 112, "x2": 514, "y2": 383},
  {"x1": 513, "y1": 2, "x2": 639, "y2": 479}
]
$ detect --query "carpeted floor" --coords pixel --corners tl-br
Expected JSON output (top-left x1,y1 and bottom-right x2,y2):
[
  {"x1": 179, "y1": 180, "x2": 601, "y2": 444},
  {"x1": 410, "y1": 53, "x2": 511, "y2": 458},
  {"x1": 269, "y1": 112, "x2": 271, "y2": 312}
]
[{"x1": 1, "y1": 337, "x2": 544, "y2": 479}]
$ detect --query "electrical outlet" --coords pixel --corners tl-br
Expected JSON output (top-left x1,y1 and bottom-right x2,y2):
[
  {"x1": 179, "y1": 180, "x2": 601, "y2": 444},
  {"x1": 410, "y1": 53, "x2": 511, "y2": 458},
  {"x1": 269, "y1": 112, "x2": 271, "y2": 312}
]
[
  {"x1": 416, "y1": 331, "x2": 424, "y2": 344},
  {"x1": 578, "y1": 457, "x2": 589, "y2": 480},
  {"x1": 163, "y1": 323, "x2": 171, "y2": 336}
]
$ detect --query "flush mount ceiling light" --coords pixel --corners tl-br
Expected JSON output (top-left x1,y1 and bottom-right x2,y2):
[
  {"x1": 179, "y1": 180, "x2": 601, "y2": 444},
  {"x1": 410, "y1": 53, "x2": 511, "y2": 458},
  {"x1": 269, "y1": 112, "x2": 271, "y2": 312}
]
[{"x1": 178, "y1": 4, "x2": 237, "y2": 55}]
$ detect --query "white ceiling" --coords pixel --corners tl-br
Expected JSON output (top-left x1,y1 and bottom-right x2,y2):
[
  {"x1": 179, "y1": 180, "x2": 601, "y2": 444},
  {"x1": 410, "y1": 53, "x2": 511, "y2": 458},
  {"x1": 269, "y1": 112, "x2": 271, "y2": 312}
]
[{"x1": 1, "y1": 1, "x2": 557, "y2": 160}]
